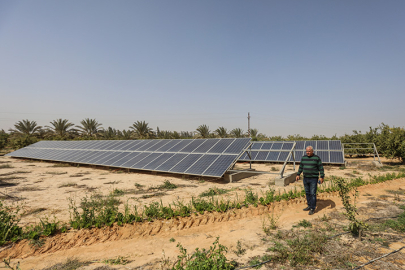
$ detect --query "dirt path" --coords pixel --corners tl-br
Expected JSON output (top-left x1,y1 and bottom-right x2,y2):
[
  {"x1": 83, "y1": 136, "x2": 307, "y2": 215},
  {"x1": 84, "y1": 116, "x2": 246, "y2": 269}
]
[{"x1": 1, "y1": 177, "x2": 404, "y2": 269}]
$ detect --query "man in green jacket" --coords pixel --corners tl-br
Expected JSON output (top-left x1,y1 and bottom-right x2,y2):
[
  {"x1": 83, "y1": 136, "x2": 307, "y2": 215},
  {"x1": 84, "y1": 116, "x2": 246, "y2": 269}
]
[{"x1": 295, "y1": 146, "x2": 324, "y2": 215}]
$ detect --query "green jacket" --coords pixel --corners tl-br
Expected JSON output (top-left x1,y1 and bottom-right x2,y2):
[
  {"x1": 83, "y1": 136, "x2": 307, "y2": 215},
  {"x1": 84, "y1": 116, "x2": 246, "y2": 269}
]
[{"x1": 297, "y1": 154, "x2": 325, "y2": 178}]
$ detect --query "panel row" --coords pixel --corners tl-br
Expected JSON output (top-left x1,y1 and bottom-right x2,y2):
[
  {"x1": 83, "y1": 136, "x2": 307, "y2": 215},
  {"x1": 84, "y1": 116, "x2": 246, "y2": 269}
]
[
  {"x1": 239, "y1": 150, "x2": 345, "y2": 164},
  {"x1": 249, "y1": 140, "x2": 342, "y2": 151},
  {"x1": 27, "y1": 138, "x2": 251, "y2": 155},
  {"x1": 7, "y1": 147, "x2": 239, "y2": 177}
]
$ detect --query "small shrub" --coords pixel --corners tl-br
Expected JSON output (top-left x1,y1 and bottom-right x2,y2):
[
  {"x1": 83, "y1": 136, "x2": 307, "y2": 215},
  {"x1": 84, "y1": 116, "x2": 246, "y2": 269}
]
[
  {"x1": 199, "y1": 187, "x2": 229, "y2": 197},
  {"x1": 161, "y1": 180, "x2": 177, "y2": 189},
  {"x1": 173, "y1": 237, "x2": 235, "y2": 269},
  {"x1": 233, "y1": 240, "x2": 246, "y2": 257},
  {"x1": 103, "y1": 256, "x2": 129, "y2": 265},
  {"x1": 112, "y1": 188, "x2": 125, "y2": 196},
  {"x1": 296, "y1": 219, "x2": 312, "y2": 228},
  {"x1": 0, "y1": 164, "x2": 13, "y2": 169}
]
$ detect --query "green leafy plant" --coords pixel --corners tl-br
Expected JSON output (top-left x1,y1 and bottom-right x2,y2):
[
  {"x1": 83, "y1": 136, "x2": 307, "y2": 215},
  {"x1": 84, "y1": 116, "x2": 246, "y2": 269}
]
[
  {"x1": 173, "y1": 237, "x2": 235, "y2": 269},
  {"x1": 333, "y1": 177, "x2": 367, "y2": 236},
  {"x1": 296, "y1": 219, "x2": 312, "y2": 228},
  {"x1": 199, "y1": 187, "x2": 229, "y2": 197},
  {"x1": 233, "y1": 240, "x2": 246, "y2": 257}
]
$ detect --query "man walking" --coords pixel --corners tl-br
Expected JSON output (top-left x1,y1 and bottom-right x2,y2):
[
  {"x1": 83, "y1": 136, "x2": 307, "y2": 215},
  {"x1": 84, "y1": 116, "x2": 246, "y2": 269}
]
[{"x1": 295, "y1": 146, "x2": 324, "y2": 215}]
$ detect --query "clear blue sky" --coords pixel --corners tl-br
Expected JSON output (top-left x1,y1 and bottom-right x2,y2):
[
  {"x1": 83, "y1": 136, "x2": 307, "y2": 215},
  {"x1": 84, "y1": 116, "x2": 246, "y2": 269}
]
[{"x1": 1, "y1": 1, "x2": 404, "y2": 137}]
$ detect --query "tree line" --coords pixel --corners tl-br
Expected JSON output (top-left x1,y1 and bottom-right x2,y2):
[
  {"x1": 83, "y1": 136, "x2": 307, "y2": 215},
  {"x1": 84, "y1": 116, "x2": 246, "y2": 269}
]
[{"x1": 0, "y1": 119, "x2": 404, "y2": 161}]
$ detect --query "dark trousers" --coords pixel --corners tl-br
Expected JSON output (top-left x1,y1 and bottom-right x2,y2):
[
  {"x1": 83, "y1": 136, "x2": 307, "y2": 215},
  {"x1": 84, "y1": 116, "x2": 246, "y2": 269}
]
[{"x1": 303, "y1": 177, "x2": 318, "y2": 210}]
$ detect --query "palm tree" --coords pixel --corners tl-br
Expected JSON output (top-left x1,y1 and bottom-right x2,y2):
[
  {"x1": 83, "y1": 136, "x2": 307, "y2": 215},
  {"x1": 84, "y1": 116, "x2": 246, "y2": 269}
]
[
  {"x1": 45, "y1": 119, "x2": 75, "y2": 137},
  {"x1": 215, "y1": 127, "x2": 228, "y2": 138},
  {"x1": 118, "y1": 129, "x2": 132, "y2": 140},
  {"x1": 100, "y1": 127, "x2": 117, "y2": 140},
  {"x1": 196, "y1": 124, "x2": 211, "y2": 138},
  {"x1": 130, "y1": 121, "x2": 153, "y2": 139},
  {"x1": 76, "y1": 118, "x2": 102, "y2": 137},
  {"x1": 250, "y1": 128, "x2": 258, "y2": 138},
  {"x1": 9, "y1": 119, "x2": 42, "y2": 136},
  {"x1": 230, "y1": 128, "x2": 245, "y2": 138}
]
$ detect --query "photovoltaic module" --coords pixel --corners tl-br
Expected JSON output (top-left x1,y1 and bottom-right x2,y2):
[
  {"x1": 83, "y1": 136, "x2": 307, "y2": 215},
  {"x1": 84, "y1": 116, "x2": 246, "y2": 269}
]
[
  {"x1": 6, "y1": 138, "x2": 252, "y2": 178},
  {"x1": 238, "y1": 140, "x2": 344, "y2": 164}
]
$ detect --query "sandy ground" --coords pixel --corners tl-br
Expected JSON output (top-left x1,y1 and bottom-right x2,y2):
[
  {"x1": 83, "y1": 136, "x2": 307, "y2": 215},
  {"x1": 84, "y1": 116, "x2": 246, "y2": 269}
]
[{"x1": 0, "y1": 155, "x2": 404, "y2": 269}]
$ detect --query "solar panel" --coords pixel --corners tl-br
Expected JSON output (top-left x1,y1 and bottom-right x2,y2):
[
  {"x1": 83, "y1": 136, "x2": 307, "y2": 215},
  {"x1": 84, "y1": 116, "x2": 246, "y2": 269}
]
[
  {"x1": 6, "y1": 138, "x2": 251, "y2": 178},
  {"x1": 239, "y1": 140, "x2": 345, "y2": 164}
]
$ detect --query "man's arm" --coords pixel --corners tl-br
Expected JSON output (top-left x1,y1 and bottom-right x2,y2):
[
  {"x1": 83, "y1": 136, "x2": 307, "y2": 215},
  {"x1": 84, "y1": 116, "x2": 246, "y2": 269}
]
[
  {"x1": 296, "y1": 160, "x2": 304, "y2": 181},
  {"x1": 318, "y1": 156, "x2": 325, "y2": 183}
]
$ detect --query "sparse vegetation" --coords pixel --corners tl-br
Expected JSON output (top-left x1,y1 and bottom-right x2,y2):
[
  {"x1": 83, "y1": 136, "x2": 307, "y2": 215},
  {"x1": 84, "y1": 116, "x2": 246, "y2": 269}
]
[
  {"x1": 45, "y1": 171, "x2": 67, "y2": 175},
  {"x1": 102, "y1": 256, "x2": 129, "y2": 265},
  {"x1": 0, "y1": 164, "x2": 13, "y2": 169},
  {"x1": 173, "y1": 238, "x2": 235, "y2": 269},
  {"x1": 199, "y1": 187, "x2": 229, "y2": 197}
]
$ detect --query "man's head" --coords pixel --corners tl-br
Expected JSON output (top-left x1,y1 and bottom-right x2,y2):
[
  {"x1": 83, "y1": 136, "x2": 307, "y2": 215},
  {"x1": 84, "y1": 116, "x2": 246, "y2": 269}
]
[{"x1": 306, "y1": 146, "x2": 314, "y2": 157}]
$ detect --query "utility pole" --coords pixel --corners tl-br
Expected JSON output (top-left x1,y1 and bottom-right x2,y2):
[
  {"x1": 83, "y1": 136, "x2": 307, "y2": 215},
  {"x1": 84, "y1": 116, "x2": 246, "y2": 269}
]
[{"x1": 247, "y1": 112, "x2": 251, "y2": 138}]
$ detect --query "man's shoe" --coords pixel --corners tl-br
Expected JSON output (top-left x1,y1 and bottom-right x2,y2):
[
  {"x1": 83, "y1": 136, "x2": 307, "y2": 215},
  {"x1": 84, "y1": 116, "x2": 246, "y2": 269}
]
[
  {"x1": 303, "y1": 206, "x2": 311, "y2": 211},
  {"x1": 308, "y1": 209, "x2": 315, "y2": 215}
]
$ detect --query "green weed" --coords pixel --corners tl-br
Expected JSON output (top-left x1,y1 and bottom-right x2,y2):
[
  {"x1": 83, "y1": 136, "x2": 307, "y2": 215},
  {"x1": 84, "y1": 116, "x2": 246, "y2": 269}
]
[
  {"x1": 102, "y1": 256, "x2": 129, "y2": 265},
  {"x1": 233, "y1": 240, "x2": 246, "y2": 257},
  {"x1": 173, "y1": 237, "x2": 235, "y2": 269},
  {"x1": 296, "y1": 219, "x2": 312, "y2": 228},
  {"x1": 199, "y1": 187, "x2": 229, "y2": 197}
]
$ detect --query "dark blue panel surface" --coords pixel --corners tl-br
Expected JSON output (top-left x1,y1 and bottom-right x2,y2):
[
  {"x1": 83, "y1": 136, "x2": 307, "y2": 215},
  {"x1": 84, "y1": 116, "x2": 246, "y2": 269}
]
[
  {"x1": 127, "y1": 141, "x2": 147, "y2": 151},
  {"x1": 248, "y1": 151, "x2": 259, "y2": 160},
  {"x1": 316, "y1": 151, "x2": 330, "y2": 163},
  {"x1": 155, "y1": 153, "x2": 188, "y2": 171},
  {"x1": 155, "y1": 140, "x2": 178, "y2": 152},
  {"x1": 7, "y1": 139, "x2": 251, "y2": 177},
  {"x1": 204, "y1": 155, "x2": 237, "y2": 177},
  {"x1": 271, "y1": 142, "x2": 283, "y2": 150},
  {"x1": 166, "y1": 140, "x2": 193, "y2": 152},
  {"x1": 145, "y1": 140, "x2": 170, "y2": 151},
  {"x1": 277, "y1": 151, "x2": 290, "y2": 161},
  {"x1": 80, "y1": 151, "x2": 108, "y2": 163},
  {"x1": 193, "y1": 139, "x2": 220, "y2": 153},
  {"x1": 294, "y1": 151, "x2": 305, "y2": 161},
  {"x1": 317, "y1": 141, "x2": 329, "y2": 150},
  {"x1": 224, "y1": 138, "x2": 250, "y2": 154},
  {"x1": 282, "y1": 142, "x2": 294, "y2": 150},
  {"x1": 305, "y1": 141, "x2": 317, "y2": 149},
  {"x1": 123, "y1": 152, "x2": 151, "y2": 168},
  {"x1": 111, "y1": 152, "x2": 142, "y2": 167},
  {"x1": 330, "y1": 151, "x2": 344, "y2": 163},
  {"x1": 143, "y1": 153, "x2": 175, "y2": 170},
  {"x1": 185, "y1": 155, "x2": 219, "y2": 175},
  {"x1": 251, "y1": 143, "x2": 263, "y2": 150},
  {"x1": 255, "y1": 151, "x2": 268, "y2": 161},
  {"x1": 121, "y1": 141, "x2": 141, "y2": 151},
  {"x1": 266, "y1": 151, "x2": 280, "y2": 161},
  {"x1": 179, "y1": 140, "x2": 205, "y2": 153},
  {"x1": 111, "y1": 141, "x2": 133, "y2": 151},
  {"x1": 208, "y1": 139, "x2": 235, "y2": 154},
  {"x1": 261, "y1": 143, "x2": 272, "y2": 150},
  {"x1": 133, "y1": 153, "x2": 163, "y2": 169},
  {"x1": 170, "y1": 154, "x2": 203, "y2": 173},
  {"x1": 94, "y1": 152, "x2": 124, "y2": 165},
  {"x1": 295, "y1": 141, "x2": 306, "y2": 150},
  {"x1": 103, "y1": 141, "x2": 123, "y2": 150},
  {"x1": 103, "y1": 152, "x2": 132, "y2": 166},
  {"x1": 137, "y1": 140, "x2": 159, "y2": 151},
  {"x1": 239, "y1": 152, "x2": 249, "y2": 161},
  {"x1": 329, "y1": 141, "x2": 342, "y2": 150}
]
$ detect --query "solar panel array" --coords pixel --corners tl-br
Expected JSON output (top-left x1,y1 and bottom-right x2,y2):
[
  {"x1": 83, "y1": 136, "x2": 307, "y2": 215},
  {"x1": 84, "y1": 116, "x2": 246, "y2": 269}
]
[
  {"x1": 6, "y1": 138, "x2": 251, "y2": 178},
  {"x1": 239, "y1": 140, "x2": 344, "y2": 164}
]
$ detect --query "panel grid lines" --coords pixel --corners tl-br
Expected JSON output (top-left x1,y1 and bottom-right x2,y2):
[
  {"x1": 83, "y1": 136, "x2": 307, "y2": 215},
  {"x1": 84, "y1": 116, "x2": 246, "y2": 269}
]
[
  {"x1": 7, "y1": 139, "x2": 251, "y2": 177},
  {"x1": 239, "y1": 140, "x2": 344, "y2": 164}
]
